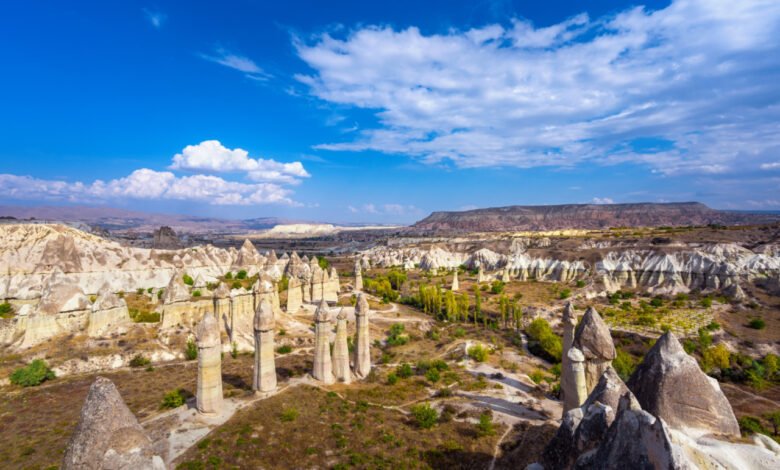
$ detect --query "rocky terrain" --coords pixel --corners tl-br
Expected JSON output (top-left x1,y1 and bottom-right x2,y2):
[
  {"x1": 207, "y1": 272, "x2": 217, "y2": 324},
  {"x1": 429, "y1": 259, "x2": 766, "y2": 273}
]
[{"x1": 412, "y1": 202, "x2": 780, "y2": 233}]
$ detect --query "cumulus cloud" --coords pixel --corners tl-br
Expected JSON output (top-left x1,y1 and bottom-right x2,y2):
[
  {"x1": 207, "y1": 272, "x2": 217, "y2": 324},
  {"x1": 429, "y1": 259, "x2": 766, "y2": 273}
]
[
  {"x1": 760, "y1": 162, "x2": 780, "y2": 170},
  {"x1": 295, "y1": 0, "x2": 780, "y2": 176},
  {"x1": 201, "y1": 48, "x2": 271, "y2": 81},
  {"x1": 0, "y1": 170, "x2": 297, "y2": 206},
  {"x1": 170, "y1": 140, "x2": 310, "y2": 184}
]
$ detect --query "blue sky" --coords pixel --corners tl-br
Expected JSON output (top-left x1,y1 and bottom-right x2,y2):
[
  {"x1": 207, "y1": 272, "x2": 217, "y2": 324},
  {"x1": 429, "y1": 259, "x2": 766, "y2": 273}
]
[{"x1": 1, "y1": 0, "x2": 779, "y2": 223}]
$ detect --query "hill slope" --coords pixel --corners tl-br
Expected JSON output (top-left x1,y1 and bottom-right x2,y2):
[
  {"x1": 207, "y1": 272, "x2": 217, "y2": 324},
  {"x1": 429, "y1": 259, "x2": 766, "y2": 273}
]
[{"x1": 411, "y1": 202, "x2": 780, "y2": 233}]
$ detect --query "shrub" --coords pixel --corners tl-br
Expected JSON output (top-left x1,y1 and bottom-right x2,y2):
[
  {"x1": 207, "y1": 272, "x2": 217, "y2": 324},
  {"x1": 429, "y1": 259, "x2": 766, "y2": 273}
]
[
  {"x1": 386, "y1": 323, "x2": 409, "y2": 346},
  {"x1": 529, "y1": 370, "x2": 544, "y2": 384},
  {"x1": 231, "y1": 341, "x2": 238, "y2": 359},
  {"x1": 748, "y1": 318, "x2": 766, "y2": 330},
  {"x1": 700, "y1": 297, "x2": 713, "y2": 308},
  {"x1": 425, "y1": 368, "x2": 441, "y2": 383},
  {"x1": 411, "y1": 403, "x2": 438, "y2": 429},
  {"x1": 612, "y1": 349, "x2": 638, "y2": 381},
  {"x1": 575, "y1": 280, "x2": 586, "y2": 288},
  {"x1": 161, "y1": 389, "x2": 185, "y2": 409},
  {"x1": 185, "y1": 339, "x2": 198, "y2": 360},
  {"x1": 702, "y1": 343, "x2": 730, "y2": 371},
  {"x1": 317, "y1": 256, "x2": 330, "y2": 270},
  {"x1": 526, "y1": 318, "x2": 563, "y2": 362},
  {"x1": 232, "y1": 281, "x2": 242, "y2": 289},
  {"x1": 236, "y1": 270, "x2": 247, "y2": 280},
  {"x1": 129, "y1": 309, "x2": 160, "y2": 323},
  {"x1": 636, "y1": 314, "x2": 656, "y2": 326},
  {"x1": 738, "y1": 416, "x2": 767, "y2": 435},
  {"x1": 387, "y1": 372, "x2": 399, "y2": 385},
  {"x1": 192, "y1": 290, "x2": 202, "y2": 297},
  {"x1": 0, "y1": 302, "x2": 14, "y2": 318},
  {"x1": 280, "y1": 407, "x2": 299, "y2": 422},
  {"x1": 157, "y1": 289, "x2": 164, "y2": 299},
  {"x1": 225, "y1": 272, "x2": 233, "y2": 280},
  {"x1": 490, "y1": 281, "x2": 505, "y2": 295},
  {"x1": 650, "y1": 297, "x2": 664, "y2": 307},
  {"x1": 276, "y1": 345, "x2": 292, "y2": 354},
  {"x1": 10, "y1": 359, "x2": 55, "y2": 387},
  {"x1": 136, "y1": 288, "x2": 145, "y2": 295},
  {"x1": 397, "y1": 363, "x2": 413, "y2": 378},
  {"x1": 559, "y1": 288, "x2": 571, "y2": 300},
  {"x1": 454, "y1": 327, "x2": 466, "y2": 338},
  {"x1": 476, "y1": 412, "x2": 495, "y2": 437},
  {"x1": 129, "y1": 354, "x2": 151, "y2": 368},
  {"x1": 182, "y1": 274, "x2": 194, "y2": 286},
  {"x1": 467, "y1": 344, "x2": 488, "y2": 362}
]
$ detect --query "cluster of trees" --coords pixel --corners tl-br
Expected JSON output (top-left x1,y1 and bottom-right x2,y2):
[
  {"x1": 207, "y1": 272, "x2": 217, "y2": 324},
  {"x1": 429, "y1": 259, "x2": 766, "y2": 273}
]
[{"x1": 363, "y1": 269, "x2": 407, "y2": 302}]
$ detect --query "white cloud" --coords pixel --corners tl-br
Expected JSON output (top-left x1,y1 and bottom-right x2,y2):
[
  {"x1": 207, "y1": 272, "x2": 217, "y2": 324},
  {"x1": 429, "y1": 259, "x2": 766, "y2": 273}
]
[
  {"x1": 760, "y1": 162, "x2": 780, "y2": 170},
  {"x1": 458, "y1": 204, "x2": 479, "y2": 211},
  {"x1": 295, "y1": 0, "x2": 780, "y2": 176},
  {"x1": 170, "y1": 140, "x2": 310, "y2": 184},
  {"x1": 348, "y1": 203, "x2": 422, "y2": 216},
  {"x1": 143, "y1": 8, "x2": 166, "y2": 29},
  {"x1": 201, "y1": 48, "x2": 271, "y2": 81},
  {"x1": 592, "y1": 197, "x2": 615, "y2": 204},
  {"x1": 0, "y1": 170, "x2": 297, "y2": 206}
]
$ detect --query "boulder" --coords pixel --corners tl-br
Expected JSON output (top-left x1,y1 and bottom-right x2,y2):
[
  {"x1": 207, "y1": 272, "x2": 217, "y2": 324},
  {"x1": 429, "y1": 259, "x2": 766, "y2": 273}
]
[
  {"x1": 62, "y1": 377, "x2": 166, "y2": 469},
  {"x1": 626, "y1": 332, "x2": 740, "y2": 437}
]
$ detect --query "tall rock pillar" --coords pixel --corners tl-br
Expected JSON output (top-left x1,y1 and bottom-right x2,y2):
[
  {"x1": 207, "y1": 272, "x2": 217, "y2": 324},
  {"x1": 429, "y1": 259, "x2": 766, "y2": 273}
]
[
  {"x1": 313, "y1": 299, "x2": 334, "y2": 384},
  {"x1": 354, "y1": 260, "x2": 363, "y2": 292},
  {"x1": 253, "y1": 299, "x2": 277, "y2": 393},
  {"x1": 451, "y1": 270, "x2": 459, "y2": 292},
  {"x1": 333, "y1": 308, "x2": 351, "y2": 384},
  {"x1": 195, "y1": 312, "x2": 223, "y2": 414},
  {"x1": 567, "y1": 347, "x2": 588, "y2": 409},
  {"x1": 561, "y1": 302, "x2": 580, "y2": 413},
  {"x1": 353, "y1": 293, "x2": 371, "y2": 379}
]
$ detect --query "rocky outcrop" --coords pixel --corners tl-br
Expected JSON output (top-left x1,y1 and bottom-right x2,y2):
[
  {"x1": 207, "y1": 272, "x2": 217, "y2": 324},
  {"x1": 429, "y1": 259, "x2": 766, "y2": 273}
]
[
  {"x1": 353, "y1": 293, "x2": 371, "y2": 379},
  {"x1": 451, "y1": 270, "x2": 459, "y2": 291},
  {"x1": 87, "y1": 283, "x2": 129, "y2": 337},
  {"x1": 572, "y1": 307, "x2": 616, "y2": 394},
  {"x1": 62, "y1": 377, "x2": 166, "y2": 469},
  {"x1": 195, "y1": 313, "x2": 223, "y2": 414},
  {"x1": 312, "y1": 300, "x2": 334, "y2": 384},
  {"x1": 627, "y1": 332, "x2": 740, "y2": 437},
  {"x1": 233, "y1": 239, "x2": 265, "y2": 275},
  {"x1": 152, "y1": 226, "x2": 180, "y2": 249},
  {"x1": 581, "y1": 393, "x2": 691, "y2": 469},
  {"x1": 160, "y1": 270, "x2": 194, "y2": 329},
  {"x1": 253, "y1": 299, "x2": 277, "y2": 393},
  {"x1": 332, "y1": 308, "x2": 351, "y2": 384}
]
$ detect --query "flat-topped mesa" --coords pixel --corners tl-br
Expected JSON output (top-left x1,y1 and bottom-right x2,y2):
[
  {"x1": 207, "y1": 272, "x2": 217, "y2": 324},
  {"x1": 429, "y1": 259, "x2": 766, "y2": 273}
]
[
  {"x1": 353, "y1": 293, "x2": 371, "y2": 379},
  {"x1": 627, "y1": 331, "x2": 740, "y2": 437},
  {"x1": 572, "y1": 306, "x2": 616, "y2": 394},
  {"x1": 286, "y1": 276, "x2": 303, "y2": 313},
  {"x1": 332, "y1": 308, "x2": 351, "y2": 384},
  {"x1": 354, "y1": 259, "x2": 363, "y2": 292},
  {"x1": 195, "y1": 312, "x2": 223, "y2": 414},
  {"x1": 62, "y1": 377, "x2": 166, "y2": 470},
  {"x1": 253, "y1": 299, "x2": 277, "y2": 393},
  {"x1": 560, "y1": 301, "x2": 578, "y2": 413},
  {"x1": 312, "y1": 299, "x2": 334, "y2": 384},
  {"x1": 451, "y1": 270, "x2": 459, "y2": 291},
  {"x1": 87, "y1": 282, "x2": 130, "y2": 338}
]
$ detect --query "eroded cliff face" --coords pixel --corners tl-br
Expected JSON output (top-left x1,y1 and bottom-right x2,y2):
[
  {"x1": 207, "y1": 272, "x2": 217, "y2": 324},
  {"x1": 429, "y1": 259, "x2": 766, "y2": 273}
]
[
  {"x1": 363, "y1": 239, "x2": 780, "y2": 298},
  {"x1": 0, "y1": 224, "x2": 341, "y2": 349}
]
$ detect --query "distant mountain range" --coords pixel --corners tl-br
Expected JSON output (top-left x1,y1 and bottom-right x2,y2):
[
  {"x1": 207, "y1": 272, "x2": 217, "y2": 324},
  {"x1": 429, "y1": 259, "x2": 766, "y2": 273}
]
[
  {"x1": 411, "y1": 202, "x2": 780, "y2": 233},
  {"x1": 0, "y1": 205, "x2": 293, "y2": 234}
]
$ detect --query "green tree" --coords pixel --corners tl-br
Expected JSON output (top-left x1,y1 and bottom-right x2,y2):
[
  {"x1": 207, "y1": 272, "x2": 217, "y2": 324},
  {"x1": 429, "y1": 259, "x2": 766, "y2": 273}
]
[
  {"x1": 411, "y1": 403, "x2": 438, "y2": 429},
  {"x1": 473, "y1": 285, "x2": 482, "y2": 326},
  {"x1": 10, "y1": 360, "x2": 55, "y2": 387}
]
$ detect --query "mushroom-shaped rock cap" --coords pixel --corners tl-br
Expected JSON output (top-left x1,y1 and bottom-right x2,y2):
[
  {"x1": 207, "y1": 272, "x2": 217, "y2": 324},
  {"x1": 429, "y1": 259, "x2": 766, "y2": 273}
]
[
  {"x1": 567, "y1": 347, "x2": 585, "y2": 363},
  {"x1": 573, "y1": 307, "x2": 616, "y2": 361},
  {"x1": 355, "y1": 293, "x2": 369, "y2": 317},
  {"x1": 195, "y1": 313, "x2": 221, "y2": 347},
  {"x1": 62, "y1": 377, "x2": 151, "y2": 469},
  {"x1": 626, "y1": 332, "x2": 740, "y2": 437},
  {"x1": 337, "y1": 308, "x2": 347, "y2": 321},
  {"x1": 213, "y1": 282, "x2": 231, "y2": 299},
  {"x1": 315, "y1": 299, "x2": 331, "y2": 322},
  {"x1": 562, "y1": 301, "x2": 576, "y2": 326},
  {"x1": 254, "y1": 299, "x2": 275, "y2": 331}
]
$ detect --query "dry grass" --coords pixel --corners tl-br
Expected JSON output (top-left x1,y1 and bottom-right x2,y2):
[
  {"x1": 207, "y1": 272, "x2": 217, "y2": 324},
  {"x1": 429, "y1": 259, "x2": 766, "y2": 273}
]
[{"x1": 175, "y1": 385, "x2": 504, "y2": 470}]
